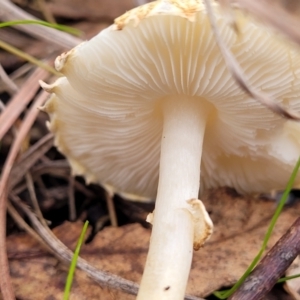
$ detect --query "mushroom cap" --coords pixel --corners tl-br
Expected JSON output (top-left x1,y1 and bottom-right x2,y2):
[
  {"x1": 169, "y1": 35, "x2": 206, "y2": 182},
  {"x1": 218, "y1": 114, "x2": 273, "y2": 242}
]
[{"x1": 41, "y1": 0, "x2": 300, "y2": 201}]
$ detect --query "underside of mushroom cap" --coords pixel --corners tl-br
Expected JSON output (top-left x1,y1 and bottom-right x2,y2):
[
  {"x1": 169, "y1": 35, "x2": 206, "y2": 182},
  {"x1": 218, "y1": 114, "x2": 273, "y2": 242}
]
[{"x1": 41, "y1": 0, "x2": 300, "y2": 200}]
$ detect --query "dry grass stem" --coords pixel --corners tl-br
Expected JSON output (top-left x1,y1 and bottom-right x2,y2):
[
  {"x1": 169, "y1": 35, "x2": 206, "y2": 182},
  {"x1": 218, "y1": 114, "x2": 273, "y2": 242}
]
[
  {"x1": 9, "y1": 64, "x2": 36, "y2": 82},
  {"x1": 7, "y1": 199, "x2": 55, "y2": 256},
  {"x1": 0, "y1": 63, "x2": 18, "y2": 94},
  {"x1": 0, "y1": 0, "x2": 81, "y2": 49},
  {"x1": 232, "y1": 0, "x2": 300, "y2": 45},
  {"x1": 25, "y1": 172, "x2": 48, "y2": 227},
  {"x1": 36, "y1": 0, "x2": 56, "y2": 24},
  {"x1": 0, "y1": 64, "x2": 35, "y2": 93},
  {"x1": 10, "y1": 133, "x2": 54, "y2": 190},
  {"x1": 204, "y1": 0, "x2": 300, "y2": 121},
  {"x1": 0, "y1": 68, "x2": 49, "y2": 140},
  {"x1": 32, "y1": 163, "x2": 70, "y2": 178},
  {"x1": 0, "y1": 99, "x2": 6, "y2": 111}
]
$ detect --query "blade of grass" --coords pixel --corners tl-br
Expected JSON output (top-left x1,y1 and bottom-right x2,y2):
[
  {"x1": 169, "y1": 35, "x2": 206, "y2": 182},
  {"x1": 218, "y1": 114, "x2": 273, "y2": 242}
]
[
  {"x1": 214, "y1": 156, "x2": 300, "y2": 299},
  {"x1": 0, "y1": 40, "x2": 60, "y2": 76},
  {"x1": 278, "y1": 273, "x2": 300, "y2": 283},
  {"x1": 0, "y1": 20, "x2": 81, "y2": 36},
  {"x1": 63, "y1": 221, "x2": 89, "y2": 300}
]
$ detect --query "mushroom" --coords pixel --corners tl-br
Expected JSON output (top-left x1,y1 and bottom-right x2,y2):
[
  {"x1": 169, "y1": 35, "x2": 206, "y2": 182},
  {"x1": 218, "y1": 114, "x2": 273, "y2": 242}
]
[{"x1": 40, "y1": 0, "x2": 300, "y2": 299}]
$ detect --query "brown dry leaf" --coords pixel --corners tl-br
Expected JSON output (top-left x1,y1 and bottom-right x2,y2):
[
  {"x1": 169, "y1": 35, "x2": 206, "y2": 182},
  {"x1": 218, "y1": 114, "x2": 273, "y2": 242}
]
[
  {"x1": 7, "y1": 188, "x2": 300, "y2": 299},
  {"x1": 7, "y1": 222, "x2": 135, "y2": 300}
]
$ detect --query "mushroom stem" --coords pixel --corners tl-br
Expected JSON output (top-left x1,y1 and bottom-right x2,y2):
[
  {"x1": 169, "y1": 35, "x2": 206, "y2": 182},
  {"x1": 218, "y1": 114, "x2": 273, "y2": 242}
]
[{"x1": 137, "y1": 96, "x2": 212, "y2": 300}]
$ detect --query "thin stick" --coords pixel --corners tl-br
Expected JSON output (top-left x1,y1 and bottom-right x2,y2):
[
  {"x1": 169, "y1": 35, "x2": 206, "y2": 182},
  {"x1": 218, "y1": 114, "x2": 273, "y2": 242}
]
[
  {"x1": 0, "y1": 90, "x2": 48, "y2": 300},
  {"x1": 229, "y1": 217, "x2": 300, "y2": 300},
  {"x1": 204, "y1": 0, "x2": 300, "y2": 121}
]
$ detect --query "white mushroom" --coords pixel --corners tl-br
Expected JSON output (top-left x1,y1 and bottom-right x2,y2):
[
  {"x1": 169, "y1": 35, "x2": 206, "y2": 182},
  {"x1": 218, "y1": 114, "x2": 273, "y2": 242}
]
[{"x1": 41, "y1": 1, "x2": 300, "y2": 299}]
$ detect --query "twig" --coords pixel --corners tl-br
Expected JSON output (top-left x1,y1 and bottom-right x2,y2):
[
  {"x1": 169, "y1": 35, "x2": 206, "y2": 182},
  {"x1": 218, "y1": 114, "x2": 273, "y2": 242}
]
[
  {"x1": 0, "y1": 68, "x2": 49, "y2": 140},
  {"x1": 10, "y1": 196, "x2": 202, "y2": 300},
  {"x1": 0, "y1": 0, "x2": 81, "y2": 50},
  {"x1": 232, "y1": 0, "x2": 300, "y2": 46},
  {"x1": 0, "y1": 90, "x2": 48, "y2": 300},
  {"x1": 229, "y1": 217, "x2": 300, "y2": 300},
  {"x1": 203, "y1": 0, "x2": 300, "y2": 121}
]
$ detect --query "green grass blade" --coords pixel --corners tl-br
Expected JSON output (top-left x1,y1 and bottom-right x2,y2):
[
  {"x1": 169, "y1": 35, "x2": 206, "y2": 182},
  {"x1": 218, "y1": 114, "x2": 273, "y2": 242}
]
[
  {"x1": 63, "y1": 221, "x2": 89, "y2": 300},
  {"x1": 0, "y1": 20, "x2": 81, "y2": 36},
  {"x1": 214, "y1": 156, "x2": 300, "y2": 299},
  {"x1": 278, "y1": 273, "x2": 300, "y2": 283},
  {"x1": 0, "y1": 39, "x2": 60, "y2": 76}
]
